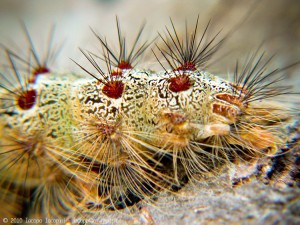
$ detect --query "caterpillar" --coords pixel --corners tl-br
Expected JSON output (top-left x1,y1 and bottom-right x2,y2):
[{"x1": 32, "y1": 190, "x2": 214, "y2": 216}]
[{"x1": 0, "y1": 3, "x2": 299, "y2": 225}]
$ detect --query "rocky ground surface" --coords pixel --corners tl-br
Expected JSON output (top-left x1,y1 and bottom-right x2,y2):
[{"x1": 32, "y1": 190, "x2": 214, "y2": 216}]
[{"x1": 83, "y1": 120, "x2": 300, "y2": 225}]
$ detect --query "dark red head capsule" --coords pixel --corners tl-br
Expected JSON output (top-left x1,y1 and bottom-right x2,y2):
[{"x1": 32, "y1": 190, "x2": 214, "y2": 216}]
[
  {"x1": 118, "y1": 61, "x2": 133, "y2": 70},
  {"x1": 169, "y1": 74, "x2": 191, "y2": 93},
  {"x1": 102, "y1": 81, "x2": 124, "y2": 99},
  {"x1": 17, "y1": 89, "x2": 37, "y2": 110}
]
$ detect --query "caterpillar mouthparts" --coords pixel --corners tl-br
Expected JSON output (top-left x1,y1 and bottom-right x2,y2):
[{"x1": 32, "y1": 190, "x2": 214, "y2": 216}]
[{"x1": 0, "y1": 13, "x2": 299, "y2": 225}]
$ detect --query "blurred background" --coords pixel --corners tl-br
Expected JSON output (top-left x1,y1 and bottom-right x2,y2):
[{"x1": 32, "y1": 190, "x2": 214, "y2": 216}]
[{"x1": 0, "y1": 0, "x2": 299, "y2": 83}]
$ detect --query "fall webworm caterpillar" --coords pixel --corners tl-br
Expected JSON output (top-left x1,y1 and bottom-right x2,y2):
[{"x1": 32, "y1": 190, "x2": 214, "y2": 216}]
[{"x1": 0, "y1": 3, "x2": 299, "y2": 224}]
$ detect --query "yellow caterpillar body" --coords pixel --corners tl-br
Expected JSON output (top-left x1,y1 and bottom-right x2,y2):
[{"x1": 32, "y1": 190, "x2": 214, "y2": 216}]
[{"x1": 0, "y1": 15, "x2": 298, "y2": 224}]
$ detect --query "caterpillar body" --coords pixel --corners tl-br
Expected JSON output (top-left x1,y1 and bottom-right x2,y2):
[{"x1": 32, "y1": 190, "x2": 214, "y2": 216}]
[{"x1": 0, "y1": 14, "x2": 299, "y2": 225}]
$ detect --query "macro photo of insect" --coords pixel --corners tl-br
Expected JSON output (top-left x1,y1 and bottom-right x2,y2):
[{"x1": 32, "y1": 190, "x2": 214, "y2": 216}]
[{"x1": 0, "y1": 0, "x2": 299, "y2": 224}]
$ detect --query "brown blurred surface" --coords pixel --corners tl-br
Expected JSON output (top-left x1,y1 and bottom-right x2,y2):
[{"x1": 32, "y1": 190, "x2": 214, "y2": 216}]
[{"x1": 0, "y1": 0, "x2": 299, "y2": 73}]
